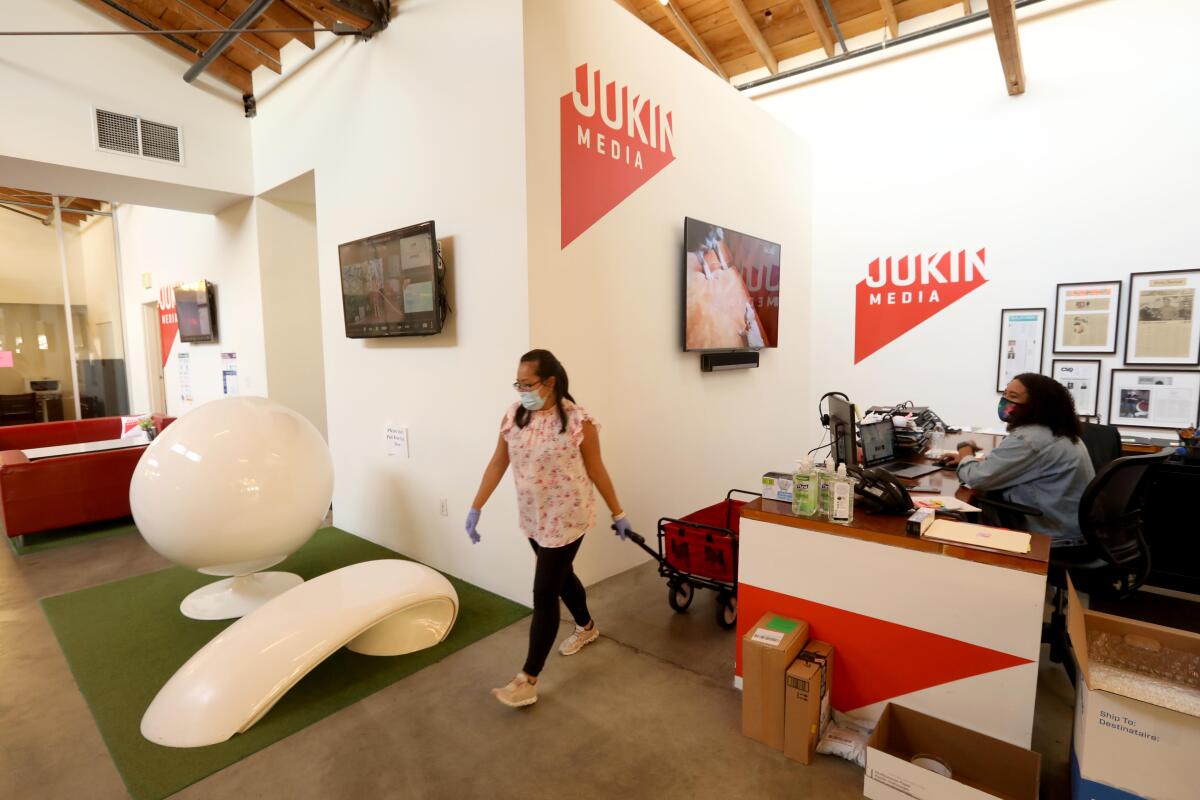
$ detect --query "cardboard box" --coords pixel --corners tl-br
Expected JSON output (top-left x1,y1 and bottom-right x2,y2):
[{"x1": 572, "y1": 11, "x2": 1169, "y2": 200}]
[
  {"x1": 761, "y1": 472, "x2": 794, "y2": 503},
  {"x1": 742, "y1": 613, "x2": 809, "y2": 750},
  {"x1": 1067, "y1": 577, "x2": 1200, "y2": 800},
  {"x1": 784, "y1": 640, "x2": 834, "y2": 764},
  {"x1": 865, "y1": 704, "x2": 1040, "y2": 800}
]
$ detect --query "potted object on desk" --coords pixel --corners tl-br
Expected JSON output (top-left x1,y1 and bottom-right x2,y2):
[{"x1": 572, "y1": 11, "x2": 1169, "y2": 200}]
[{"x1": 139, "y1": 416, "x2": 159, "y2": 441}]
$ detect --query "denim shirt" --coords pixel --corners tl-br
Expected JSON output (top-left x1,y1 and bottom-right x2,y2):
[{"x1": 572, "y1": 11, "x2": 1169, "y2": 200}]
[{"x1": 956, "y1": 424, "x2": 1095, "y2": 546}]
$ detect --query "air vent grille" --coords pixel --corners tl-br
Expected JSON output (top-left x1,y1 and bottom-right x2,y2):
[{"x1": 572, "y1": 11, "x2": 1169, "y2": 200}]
[
  {"x1": 95, "y1": 109, "x2": 140, "y2": 155},
  {"x1": 139, "y1": 119, "x2": 182, "y2": 162},
  {"x1": 95, "y1": 108, "x2": 183, "y2": 164}
]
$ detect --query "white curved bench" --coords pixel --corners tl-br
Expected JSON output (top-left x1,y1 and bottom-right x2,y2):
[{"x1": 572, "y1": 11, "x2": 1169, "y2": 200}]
[{"x1": 142, "y1": 559, "x2": 459, "y2": 748}]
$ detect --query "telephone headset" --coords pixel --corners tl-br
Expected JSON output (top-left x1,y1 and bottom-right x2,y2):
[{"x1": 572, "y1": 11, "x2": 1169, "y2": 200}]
[
  {"x1": 847, "y1": 465, "x2": 915, "y2": 516},
  {"x1": 817, "y1": 391, "x2": 849, "y2": 429}
]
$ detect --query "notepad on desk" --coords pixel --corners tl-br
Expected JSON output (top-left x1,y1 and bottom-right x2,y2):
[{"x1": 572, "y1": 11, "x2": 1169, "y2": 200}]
[{"x1": 922, "y1": 518, "x2": 1031, "y2": 554}]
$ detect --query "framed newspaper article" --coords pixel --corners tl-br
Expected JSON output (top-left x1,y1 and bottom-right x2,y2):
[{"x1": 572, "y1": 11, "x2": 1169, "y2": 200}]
[
  {"x1": 1052, "y1": 280, "x2": 1121, "y2": 354},
  {"x1": 1050, "y1": 359, "x2": 1101, "y2": 417},
  {"x1": 997, "y1": 308, "x2": 1046, "y2": 392},
  {"x1": 1124, "y1": 269, "x2": 1200, "y2": 365},
  {"x1": 1108, "y1": 369, "x2": 1200, "y2": 430}
]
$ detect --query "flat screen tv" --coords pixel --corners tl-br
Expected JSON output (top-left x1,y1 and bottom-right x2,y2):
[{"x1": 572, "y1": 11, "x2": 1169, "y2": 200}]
[
  {"x1": 338, "y1": 220, "x2": 445, "y2": 338},
  {"x1": 176, "y1": 280, "x2": 218, "y2": 344},
  {"x1": 683, "y1": 217, "x2": 780, "y2": 352}
]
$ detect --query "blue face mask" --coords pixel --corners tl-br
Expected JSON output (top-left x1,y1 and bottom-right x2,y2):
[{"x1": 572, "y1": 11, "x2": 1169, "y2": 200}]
[
  {"x1": 519, "y1": 390, "x2": 546, "y2": 411},
  {"x1": 998, "y1": 398, "x2": 1022, "y2": 422}
]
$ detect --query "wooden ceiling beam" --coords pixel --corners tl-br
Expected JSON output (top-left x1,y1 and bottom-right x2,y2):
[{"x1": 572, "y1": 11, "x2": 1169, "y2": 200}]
[
  {"x1": 284, "y1": 0, "x2": 371, "y2": 30},
  {"x1": 986, "y1": 0, "x2": 1025, "y2": 95},
  {"x1": 159, "y1": 0, "x2": 282, "y2": 72},
  {"x1": 879, "y1": 0, "x2": 899, "y2": 37},
  {"x1": 797, "y1": 0, "x2": 835, "y2": 57},
  {"x1": 237, "y1": 0, "x2": 316, "y2": 47},
  {"x1": 963, "y1": 0, "x2": 973, "y2": 13},
  {"x1": 660, "y1": 0, "x2": 729, "y2": 80},
  {"x1": 74, "y1": 0, "x2": 253, "y2": 92},
  {"x1": 725, "y1": 0, "x2": 777, "y2": 74}
]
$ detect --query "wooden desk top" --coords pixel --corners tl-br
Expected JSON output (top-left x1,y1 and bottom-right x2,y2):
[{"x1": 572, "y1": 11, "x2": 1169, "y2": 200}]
[{"x1": 741, "y1": 495, "x2": 1051, "y2": 576}]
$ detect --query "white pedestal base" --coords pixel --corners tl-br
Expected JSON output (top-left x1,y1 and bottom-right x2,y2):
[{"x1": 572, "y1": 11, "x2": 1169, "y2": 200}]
[{"x1": 180, "y1": 572, "x2": 303, "y2": 620}]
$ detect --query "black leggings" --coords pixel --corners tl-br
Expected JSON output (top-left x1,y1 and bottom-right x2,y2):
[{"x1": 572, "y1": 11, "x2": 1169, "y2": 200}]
[{"x1": 523, "y1": 536, "x2": 591, "y2": 678}]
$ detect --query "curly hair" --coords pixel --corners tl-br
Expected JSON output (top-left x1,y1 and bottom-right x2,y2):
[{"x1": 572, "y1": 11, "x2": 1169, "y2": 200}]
[{"x1": 1008, "y1": 372, "x2": 1082, "y2": 442}]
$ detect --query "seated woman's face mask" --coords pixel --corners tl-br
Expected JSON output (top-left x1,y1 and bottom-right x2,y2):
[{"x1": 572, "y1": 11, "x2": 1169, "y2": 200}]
[{"x1": 998, "y1": 398, "x2": 1023, "y2": 422}]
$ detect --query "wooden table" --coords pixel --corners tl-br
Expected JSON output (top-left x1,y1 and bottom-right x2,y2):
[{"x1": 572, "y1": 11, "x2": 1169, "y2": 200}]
[{"x1": 735, "y1": 465, "x2": 1050, "y2": 748}]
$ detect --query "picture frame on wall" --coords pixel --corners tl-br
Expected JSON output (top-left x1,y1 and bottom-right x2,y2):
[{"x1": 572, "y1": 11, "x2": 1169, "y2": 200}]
[
  {"x1": 1124, "y1": 269, "x2": 1200, "y2": 366},
  {"x1": 1052, "y1": 280, "x2": 1121, "y2": 354},
  {"x1": 997, "y1": 308, "x2": 1046, "y2": 392},
  {"x1": 1108, "y1": 369, "x2": 1200, "y2": 431},
  {"x1": 1050, "y1": 359, "x2": 1101, "y2": 417}
]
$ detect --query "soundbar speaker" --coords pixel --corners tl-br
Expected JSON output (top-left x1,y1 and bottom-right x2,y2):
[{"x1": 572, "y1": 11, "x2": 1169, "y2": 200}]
[{"x1": 700, "y1": 351, "x2": 760, "y2": 372}]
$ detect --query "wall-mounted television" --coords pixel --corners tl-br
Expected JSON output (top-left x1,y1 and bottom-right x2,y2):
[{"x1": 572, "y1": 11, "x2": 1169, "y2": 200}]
[
  {"x1": 338, "y1": 220, "x2": 445, "y2": 338},
  {"x1": 176, "y1": 280, "x2": 218, "y2": 344},
  {"x1": 683, "y1": 217, "x2": 780, "y2": 352}
]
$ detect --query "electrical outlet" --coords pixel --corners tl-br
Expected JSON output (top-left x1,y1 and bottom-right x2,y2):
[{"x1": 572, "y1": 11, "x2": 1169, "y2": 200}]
[{"x1": 439, "y1": 499, "x2": 448, "y2": 516}]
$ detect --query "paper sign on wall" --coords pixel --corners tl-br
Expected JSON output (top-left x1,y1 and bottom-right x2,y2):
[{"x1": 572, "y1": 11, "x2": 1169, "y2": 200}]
[
  {"x1": 0, "y1": 351, "x2": 12, "y2": 368},
  {"x1": 560, "y1": 63, "x2": 676, "y2": 248},
  {"x1": 385, "y1": 425, "x2": 409, "y2": 458},
  {"x1": 854, "y1": 249, "x2": 989, "y2": 363},
  {"x1": 178, "y1": 352, "x2": 193, "y2": 403},
  {"x1": 221, "y1": 352, "x2": 238, "y2": 396}
]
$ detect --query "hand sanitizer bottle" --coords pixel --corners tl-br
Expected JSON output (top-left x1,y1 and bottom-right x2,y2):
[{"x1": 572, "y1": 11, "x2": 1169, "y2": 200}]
[
  {"x1": 792, "y1": 456, "x2": 819, "y2": 517},
  {"x1": 831, "y1": 463, "x2": 855, "y2": 526},
  {"x1": 817, "y1": 456, "x2": 835, "y2": 519}
]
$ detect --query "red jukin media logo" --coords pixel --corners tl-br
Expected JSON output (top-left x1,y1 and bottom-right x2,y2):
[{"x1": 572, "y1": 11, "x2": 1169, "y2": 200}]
[
  {"x1": 158, "y1": 285, "x2": 178, "y2": 367},
  {"x1": 854, "y1": 249, "x2": 989, "y2": 363},
  {"x1": 561, "y1": 63, "x2": 676, "y2": 248}
]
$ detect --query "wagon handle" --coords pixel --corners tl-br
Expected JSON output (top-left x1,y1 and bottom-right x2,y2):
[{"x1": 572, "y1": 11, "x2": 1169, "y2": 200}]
[{"x1": 723, "y1": 489, "x2": 762, "y2": 529}]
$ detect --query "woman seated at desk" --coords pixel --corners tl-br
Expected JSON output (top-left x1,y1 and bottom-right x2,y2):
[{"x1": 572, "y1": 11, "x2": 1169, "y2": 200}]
[{"x1": 942, "y1": 373, "x2": 1094, "y2": 547}]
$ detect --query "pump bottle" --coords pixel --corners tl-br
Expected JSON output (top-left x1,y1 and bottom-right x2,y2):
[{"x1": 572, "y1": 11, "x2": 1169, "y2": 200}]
[
  {"x1": 831, "y1": 463, "x2": 855, "y2": 525},
  {"x1": 792, "y1": 456, "x2": 819, "y2": 517}
]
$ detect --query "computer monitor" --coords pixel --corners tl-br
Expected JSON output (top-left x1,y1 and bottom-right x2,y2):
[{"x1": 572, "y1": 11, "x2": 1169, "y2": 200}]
[
  {"x1": 860, "y1": 420, "x2": 896, "y2": 467},
  {"x1": 828, "y1": 395, "x2": 858, "y2": 468}
]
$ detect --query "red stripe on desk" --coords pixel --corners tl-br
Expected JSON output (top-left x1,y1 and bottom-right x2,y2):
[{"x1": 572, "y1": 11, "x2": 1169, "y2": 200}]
[{"x1": 736, "y1": 583, "x2": 1033, "y2": 712}]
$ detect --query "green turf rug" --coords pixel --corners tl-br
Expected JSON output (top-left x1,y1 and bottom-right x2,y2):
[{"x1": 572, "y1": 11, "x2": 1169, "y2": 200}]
[
  {"x1": 40, "y1": 527, "x2": 530, "y2": 800},
  {"x1": 7, "y1": 517, "x2": 138, "y2": 555}
]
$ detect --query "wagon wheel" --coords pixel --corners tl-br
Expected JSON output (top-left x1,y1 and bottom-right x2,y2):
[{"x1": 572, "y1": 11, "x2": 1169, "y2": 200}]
[
  {"x1": 716, "y1": 592, "x2": 737, "y2": 629},
  {"x1": 668, "y1": 580, "x2": 694, "y2": 613}
]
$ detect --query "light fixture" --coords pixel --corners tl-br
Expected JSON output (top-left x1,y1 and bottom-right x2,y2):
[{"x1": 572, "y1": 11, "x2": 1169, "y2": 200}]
[{"x1": 659, "y1": 0, "x2": 669, "y2": 5}]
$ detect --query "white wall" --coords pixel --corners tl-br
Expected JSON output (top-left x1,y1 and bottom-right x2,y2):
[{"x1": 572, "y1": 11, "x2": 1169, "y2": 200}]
[
  {"x1": 77, "y1": 216, "x2": 124, "y2": 360},
  {"x1": 257, "y1": 177, "x2": 328, "y2": 440},
  {"x1": 250, "y1": 0, "x2": 534, "y2": 602},
  {"x1": 117, "y1": 202, "x2": 267, "y2": 417},
  {"x1": 0, "y1": 210, "x2": 74, "y2": 306},
  {"x1": 754, "y1": 0, "x2": 1200, "y2": 436},
  {"x1": 0, "y1": 0, "x2": 253, "y2": 197},
  {"x1": 523, "y1": 0, "x2": 813, "y2": 586}
]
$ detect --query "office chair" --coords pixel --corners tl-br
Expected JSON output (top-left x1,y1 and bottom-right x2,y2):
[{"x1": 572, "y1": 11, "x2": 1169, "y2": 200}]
[
  {"x1": 1080, "y1": 421, "x2": 1122, "y2": 473},
  {"x1": 974, "y1": 449, "x2": 1172, "y2": 682}
]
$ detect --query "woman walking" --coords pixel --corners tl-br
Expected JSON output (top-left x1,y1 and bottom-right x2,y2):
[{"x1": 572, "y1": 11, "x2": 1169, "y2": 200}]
[{"x1": 466, "y1": 349, "x2": 631, "y2": 708}]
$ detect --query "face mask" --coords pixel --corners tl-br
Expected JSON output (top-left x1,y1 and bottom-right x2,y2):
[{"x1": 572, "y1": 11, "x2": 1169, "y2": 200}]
[
  {"x1": 998, "y1": 398, "x2": 1022, "y2": 422},
  {"x1": 519, "y1": 390, "x2": 546, "y2": 411}
]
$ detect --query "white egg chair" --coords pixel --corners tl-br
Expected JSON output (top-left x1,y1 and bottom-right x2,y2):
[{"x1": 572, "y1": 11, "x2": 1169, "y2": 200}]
[{"x1": 130, "y1": 396, "x2": 333, "y2": 620}]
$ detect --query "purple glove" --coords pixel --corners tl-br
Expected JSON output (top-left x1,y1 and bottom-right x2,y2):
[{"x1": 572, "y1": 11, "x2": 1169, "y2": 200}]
[
  {"x1": 465, "y1": 508, "x2": 481, "y2": 544},
  {"x1": 612, "y1": 516, "x2": 632, "y2": 541}
]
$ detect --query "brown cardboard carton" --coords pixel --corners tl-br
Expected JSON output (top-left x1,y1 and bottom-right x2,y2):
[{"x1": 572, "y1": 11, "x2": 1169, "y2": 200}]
[
  {"x1": 742, "y1": 613, "x2": 809, "y2": 750},
  {"x1": 784, "y1": 640, "x2": 834, "y2": 764},
  {"x1": 864, "y1": 704, "x2": 1040, "y2": 800}
]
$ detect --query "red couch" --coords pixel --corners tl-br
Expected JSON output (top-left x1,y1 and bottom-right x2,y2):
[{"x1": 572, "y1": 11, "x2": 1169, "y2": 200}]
[{"x1": 0, "y1": 415, "x2": 175, "y2": 544}]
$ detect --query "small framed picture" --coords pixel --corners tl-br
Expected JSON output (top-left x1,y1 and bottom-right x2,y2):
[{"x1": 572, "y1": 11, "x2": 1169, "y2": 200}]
[
  {"x1": 1108, "y1": 369, "x2": 1200, "y2": 430},
  {"x1": 997, "y1": 308, "x2": 1046, "y2": 392},
  {"x1": 1050, "y1": 359, "x2": 1101, "y2": 417},
  {"x1": 1053, "y1": 281, "x2": 1121, "y2": 354},
  {"x1": 1124, "y1": 269, "x2": 1200, "y2": 366}
]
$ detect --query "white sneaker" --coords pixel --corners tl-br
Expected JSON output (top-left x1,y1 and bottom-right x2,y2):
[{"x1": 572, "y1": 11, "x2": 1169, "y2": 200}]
[
  {"x1": 491, "y1": 673, "x2": 537, "y2": 708},
  {"x1": 558, "y1": 623, "x2": 599, "y2": 656}
]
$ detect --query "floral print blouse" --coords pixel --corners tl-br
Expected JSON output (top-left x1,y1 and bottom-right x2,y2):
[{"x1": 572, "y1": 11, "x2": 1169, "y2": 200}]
[{"x1": 501, "y1": 399, "x2": 597, "y2": 548}]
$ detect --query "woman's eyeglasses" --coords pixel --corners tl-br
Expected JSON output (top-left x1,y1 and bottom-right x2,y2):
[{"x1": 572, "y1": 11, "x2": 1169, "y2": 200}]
[{"x1": 513, "y1": 381, "x2": 542, "y2": 391}]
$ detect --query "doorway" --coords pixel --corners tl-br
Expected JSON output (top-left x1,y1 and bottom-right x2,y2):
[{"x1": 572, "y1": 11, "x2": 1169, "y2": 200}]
[{"x1": 142, "y1": 301, "x2": 166, "y2": 415}]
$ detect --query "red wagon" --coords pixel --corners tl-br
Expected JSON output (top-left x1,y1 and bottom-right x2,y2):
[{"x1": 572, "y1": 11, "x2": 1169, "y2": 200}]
[{"x1": 623, "y1": 489, "x2": 759, "y2": 629}]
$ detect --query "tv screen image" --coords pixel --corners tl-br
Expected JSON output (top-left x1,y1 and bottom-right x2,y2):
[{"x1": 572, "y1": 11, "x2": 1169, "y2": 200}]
[
  {"x1": 683, "y1": 218, "x2": 780, "y2": 352},
  {"x1": 175, "y1": 280, "x2": 217, "y2": 344},
  {"x1": 338, "y1": 221, "x2": 443, "y2": 338}
]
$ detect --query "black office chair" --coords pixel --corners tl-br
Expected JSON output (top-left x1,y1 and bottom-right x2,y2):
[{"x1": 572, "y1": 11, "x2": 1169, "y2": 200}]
[
  {"x1": 1080, "y1": 421, "x2": 1122, "y2": 473},
  {"x1": 975, "y1": 449, "x2": 1171, "y2": 681}
]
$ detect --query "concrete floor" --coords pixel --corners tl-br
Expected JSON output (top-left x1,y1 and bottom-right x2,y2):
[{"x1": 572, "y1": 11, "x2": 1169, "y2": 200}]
[{"x1": 0, "y1": 529, "x2": 1076, "y2": 799}]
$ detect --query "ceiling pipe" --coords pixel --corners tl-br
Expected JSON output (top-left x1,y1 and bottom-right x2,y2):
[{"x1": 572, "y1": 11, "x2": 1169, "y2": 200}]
[
  {"x1": 738, "y1": 0, "x2": 1046, "y2": 92},
  {"x1": 818, "y1": 0, "x2": 849, "y2": 53},
  {"x1": 183, "y1": 0, "x2": 274, "y2": 84}
]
